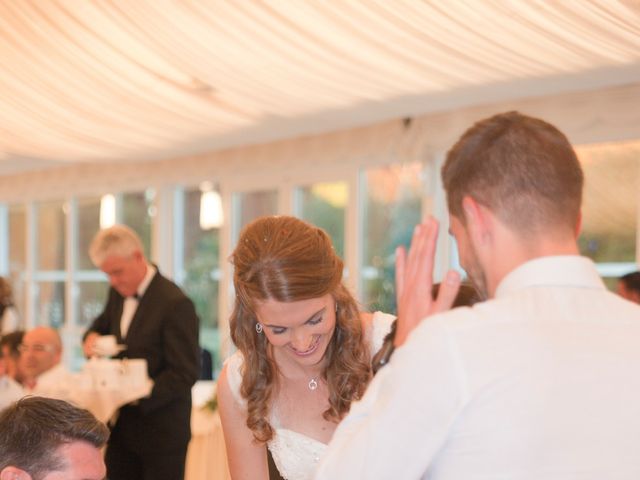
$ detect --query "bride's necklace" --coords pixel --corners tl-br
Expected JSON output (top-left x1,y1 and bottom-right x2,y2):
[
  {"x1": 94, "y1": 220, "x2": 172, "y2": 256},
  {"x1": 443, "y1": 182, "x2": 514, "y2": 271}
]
[
  {"x1": 274, "y1": 348, "x2": 321, "y2": 392},
  {"x1": 308, "y1": 377, "x2": 318, "y2": 391}
]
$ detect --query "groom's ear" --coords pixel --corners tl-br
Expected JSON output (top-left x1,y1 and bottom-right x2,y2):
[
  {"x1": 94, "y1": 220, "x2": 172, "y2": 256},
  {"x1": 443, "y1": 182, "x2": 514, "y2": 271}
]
[
  {"x1": 461, "y1": 196, "x2": 491, "y2": 245},
  {"x1": 0, "y1": 466, "x2": 33, "y2": 480}
]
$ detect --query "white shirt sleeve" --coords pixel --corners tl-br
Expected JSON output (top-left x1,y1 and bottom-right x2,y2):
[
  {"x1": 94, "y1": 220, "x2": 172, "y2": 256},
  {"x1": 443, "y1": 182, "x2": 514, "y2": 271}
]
[{"x1": 314, "y1": 317, "x2": 470, "y2": 480}]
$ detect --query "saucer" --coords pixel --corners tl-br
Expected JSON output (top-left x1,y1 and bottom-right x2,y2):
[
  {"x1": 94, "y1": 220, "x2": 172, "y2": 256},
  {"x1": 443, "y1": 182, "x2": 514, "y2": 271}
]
[{"x1": 92, "y1": 344, "x2": 127, "y2": 357}]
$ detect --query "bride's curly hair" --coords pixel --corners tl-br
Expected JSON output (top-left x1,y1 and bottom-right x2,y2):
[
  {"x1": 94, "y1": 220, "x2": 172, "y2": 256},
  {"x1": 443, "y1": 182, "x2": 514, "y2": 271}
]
[{"x1": 230, "y1": 215, "x2": 371, "y2": 443}]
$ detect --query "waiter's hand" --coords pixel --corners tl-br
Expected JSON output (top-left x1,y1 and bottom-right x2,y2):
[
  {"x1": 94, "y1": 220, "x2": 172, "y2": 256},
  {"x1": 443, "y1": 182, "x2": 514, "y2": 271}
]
[
  {"x1": 394, "y1": 216, "x2": 461, "y2": 347},
  {"x1": 83, "y1": 332, "x2": 100, "y2": 358}
]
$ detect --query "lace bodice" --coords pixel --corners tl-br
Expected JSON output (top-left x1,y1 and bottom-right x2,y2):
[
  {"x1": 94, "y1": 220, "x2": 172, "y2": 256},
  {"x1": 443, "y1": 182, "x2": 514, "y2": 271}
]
[
  {"x1": 224, "y1": 311, "x2": 395, "y2": 480},
  {"x1": 268, "y1": 427, "x2": 327, "y2": 480}
]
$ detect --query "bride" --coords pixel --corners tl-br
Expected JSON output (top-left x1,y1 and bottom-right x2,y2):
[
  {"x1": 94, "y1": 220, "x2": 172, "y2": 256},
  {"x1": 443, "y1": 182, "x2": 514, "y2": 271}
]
[{"x1": 217, "y1": 216, "x2": 394, "y2": 480}]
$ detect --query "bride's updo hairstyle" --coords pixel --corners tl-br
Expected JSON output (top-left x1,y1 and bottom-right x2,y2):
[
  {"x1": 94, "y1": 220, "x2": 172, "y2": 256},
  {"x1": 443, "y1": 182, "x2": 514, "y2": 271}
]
[{"x1": 230, "y1": 215, "x2": 371, "y2": 442}]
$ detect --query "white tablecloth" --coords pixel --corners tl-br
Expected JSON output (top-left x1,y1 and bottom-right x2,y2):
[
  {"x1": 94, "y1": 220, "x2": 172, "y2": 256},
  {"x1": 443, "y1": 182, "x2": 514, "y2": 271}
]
[
  {"x1": 185, "y1": 381, "x2": 231, "y2": 480},
  {"x1": 71, "y1": 379, "x2": 153, "y2": 423},
  {"x1": 33, "y1": 358, "x2": 153, "y2": 424}
]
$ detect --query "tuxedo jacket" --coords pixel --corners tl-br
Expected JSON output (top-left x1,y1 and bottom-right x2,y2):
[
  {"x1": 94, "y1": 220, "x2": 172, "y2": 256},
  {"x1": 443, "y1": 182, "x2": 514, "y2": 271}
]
[{"x1": 86, "y1": 269, "x2": 200, "y2": 453}]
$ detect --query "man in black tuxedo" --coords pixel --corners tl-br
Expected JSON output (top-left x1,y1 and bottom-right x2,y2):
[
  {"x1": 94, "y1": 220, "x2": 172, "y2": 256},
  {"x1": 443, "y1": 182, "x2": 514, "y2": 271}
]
[{"x1": 83, "y1": 224, "x2": 199, "y2": 480}]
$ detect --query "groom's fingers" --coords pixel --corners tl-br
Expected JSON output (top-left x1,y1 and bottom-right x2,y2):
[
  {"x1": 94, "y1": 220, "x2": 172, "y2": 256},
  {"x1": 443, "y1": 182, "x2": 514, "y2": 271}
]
[
  {"x1": 395, "y1": 245, "x2": 406, "y2": 304},
  {"x1": 406, "y1": 217, "x2": 438, "y2": 287},
  {"x1": 421, "y1": 217, "x2": 439, "y2": 290},
  {"x1": 433, "y1": 270, "x2": 461, "y2": 313},
  {"x1": 408, "y1": 217, "x2": 438, "y2": 303},
  {"x1": 404, "y1": 224, "x2": 423, "y2": 282}
]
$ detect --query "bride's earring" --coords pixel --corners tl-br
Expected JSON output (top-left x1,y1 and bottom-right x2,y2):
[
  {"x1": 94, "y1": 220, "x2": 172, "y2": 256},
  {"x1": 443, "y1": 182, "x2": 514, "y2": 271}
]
[{"x1": 255, "y1": 323, "x2": 263, "y2": 334}]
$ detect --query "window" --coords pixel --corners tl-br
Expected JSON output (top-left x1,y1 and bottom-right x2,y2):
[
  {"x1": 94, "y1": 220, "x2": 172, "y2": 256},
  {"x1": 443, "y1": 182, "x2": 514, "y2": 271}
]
[
  {"x1": 8, "y1": 205, "x2": 26, "y2": 321},
  {"x1": 76, "y1": 197, "x2": 109, "y2": 330},
  {"x1": 76, "y1": 281, "x2": 109, "y2": 328},
  {"x1": 34, "y1": 281, "x2": 65, "y2": 328},
  {"x1": 576, "y1": 140, "x2": 640, "y2": 287},
  {"x1": 35, "y1": 201, "x2": 66, "y2": 271},
  {"x1": 122, "y1": 190, "x2": 155, "y2": 257},
  {"x1": 34, "y1": 201, "x2": 67, "y2": 327},
  {"x1": 180, "y1": 188, "x2": 221, "y2": 372},
  {"x1": 235, "y1": 190, "x2": 278, "y2": 237},
  {"x1": 297, "y1": 181, "x2": 347, "y2": 259},
  {"x1": 77, "y1": 197, "x2": 101, "y2": 270},
  {"x1": 360, "y1": 163, "x2": 423, "y2": 313}
]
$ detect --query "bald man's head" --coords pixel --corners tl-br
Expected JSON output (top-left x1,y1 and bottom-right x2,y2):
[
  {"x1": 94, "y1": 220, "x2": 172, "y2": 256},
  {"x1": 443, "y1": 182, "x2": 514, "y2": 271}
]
[{"x1": 19, "y1": 327, "x2": 63, "y2": 379}]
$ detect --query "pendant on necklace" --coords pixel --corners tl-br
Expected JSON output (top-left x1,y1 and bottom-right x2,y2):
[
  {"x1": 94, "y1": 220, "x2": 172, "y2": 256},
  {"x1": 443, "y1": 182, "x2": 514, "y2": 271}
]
[{"x1": 308, "y1": 378, "x2": 318, "y2": 391}]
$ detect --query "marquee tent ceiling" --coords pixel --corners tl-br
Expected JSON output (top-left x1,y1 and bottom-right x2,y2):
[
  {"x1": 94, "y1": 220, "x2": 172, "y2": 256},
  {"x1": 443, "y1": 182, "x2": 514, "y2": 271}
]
[{"x1": 1, "y1": 1, "x2": 639, "y2": 175}]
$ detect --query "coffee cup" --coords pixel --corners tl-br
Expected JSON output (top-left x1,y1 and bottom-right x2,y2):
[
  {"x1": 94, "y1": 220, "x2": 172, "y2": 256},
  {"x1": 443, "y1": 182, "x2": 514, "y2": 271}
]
[{"x1": 94, "y1": 335, "x2": 119, "y2": 357}]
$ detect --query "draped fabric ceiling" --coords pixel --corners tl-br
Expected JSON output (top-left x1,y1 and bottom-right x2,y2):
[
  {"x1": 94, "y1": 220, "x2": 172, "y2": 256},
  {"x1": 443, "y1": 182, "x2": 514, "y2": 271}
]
[{"x1": 1, "y1": 1, "x2": 639, "y2": 175}]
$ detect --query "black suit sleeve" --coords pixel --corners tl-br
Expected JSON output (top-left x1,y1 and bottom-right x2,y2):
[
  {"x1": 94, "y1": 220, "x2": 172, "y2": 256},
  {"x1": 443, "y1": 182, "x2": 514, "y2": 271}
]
[{"x1": 138, "y1": 295, "x2": 200, "y2": 415}]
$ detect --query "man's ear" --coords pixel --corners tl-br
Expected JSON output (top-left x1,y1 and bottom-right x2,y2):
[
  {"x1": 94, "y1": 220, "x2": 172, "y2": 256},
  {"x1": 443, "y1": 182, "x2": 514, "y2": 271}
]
[
  {"x1": 0, "y1": 466, "x2": 32, "y2": 480},
  {"x1": 574, "y1": 211, "x2": 583, "y2": 238},
  {"x1": 461, "y1": 196, "x2": 491, "y2": 245}
]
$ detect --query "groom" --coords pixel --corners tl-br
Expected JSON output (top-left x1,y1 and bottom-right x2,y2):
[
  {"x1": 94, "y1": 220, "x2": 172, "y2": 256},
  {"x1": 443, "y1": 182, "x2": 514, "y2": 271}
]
[{"x1": 316, "y1": 112, "x2": 640, "y2": 478}]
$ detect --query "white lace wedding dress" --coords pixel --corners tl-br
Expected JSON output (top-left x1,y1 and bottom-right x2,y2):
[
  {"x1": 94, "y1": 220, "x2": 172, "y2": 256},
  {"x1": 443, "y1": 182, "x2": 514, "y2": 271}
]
[{"x1": 225, "y1": 311, "x2": 395, "y2": 480}]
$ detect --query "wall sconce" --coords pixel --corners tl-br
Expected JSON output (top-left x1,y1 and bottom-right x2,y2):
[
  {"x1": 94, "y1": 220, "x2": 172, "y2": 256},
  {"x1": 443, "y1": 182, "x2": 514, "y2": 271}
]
[
  {"x1": 199, "y1": 182, "x2": 223, "y2": 230},
  {"x1": 100, "y1": 194, "x2": 116, "y2": 229}
]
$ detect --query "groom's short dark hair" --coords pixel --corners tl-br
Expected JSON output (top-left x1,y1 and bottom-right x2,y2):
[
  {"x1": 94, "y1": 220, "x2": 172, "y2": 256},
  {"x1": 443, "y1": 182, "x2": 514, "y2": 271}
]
[{"x1": 442, "y1": 111, "x2": 583, "y2": 235}]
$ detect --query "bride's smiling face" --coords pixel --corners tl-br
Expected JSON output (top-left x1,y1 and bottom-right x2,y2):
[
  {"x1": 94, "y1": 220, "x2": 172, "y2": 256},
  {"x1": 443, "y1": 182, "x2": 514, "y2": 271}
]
[{"x1": 254, "y1": 294, "x2": 337, "y2": 366}]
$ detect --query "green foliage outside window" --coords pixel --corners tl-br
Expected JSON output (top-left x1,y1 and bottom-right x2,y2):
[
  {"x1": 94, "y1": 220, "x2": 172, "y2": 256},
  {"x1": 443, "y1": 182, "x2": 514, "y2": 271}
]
[{"x1": 182, "y1": 231, "x2": 221, "y2": 373}]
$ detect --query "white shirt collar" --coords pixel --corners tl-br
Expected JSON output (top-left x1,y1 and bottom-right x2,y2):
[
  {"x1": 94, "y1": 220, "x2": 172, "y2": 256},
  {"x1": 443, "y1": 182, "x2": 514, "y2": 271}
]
[
  {"x1": 136, "y1": 264, "x2": 156, "y2": 299},
  {"x1": 495, "y1": 255, "x2": 605, "y2": 298}
]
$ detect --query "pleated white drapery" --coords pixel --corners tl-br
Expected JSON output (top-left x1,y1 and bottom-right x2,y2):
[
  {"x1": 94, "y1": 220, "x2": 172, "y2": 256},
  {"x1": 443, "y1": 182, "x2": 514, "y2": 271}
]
[{"x1": 0, "y1": 1, "x2": 638, "y2": 172}]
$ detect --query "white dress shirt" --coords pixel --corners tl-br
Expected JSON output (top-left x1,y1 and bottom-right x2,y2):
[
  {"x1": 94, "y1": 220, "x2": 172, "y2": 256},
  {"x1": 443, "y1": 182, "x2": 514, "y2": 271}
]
[
  {"x1": 120, "y1": 264, "x2": 155, "y2": 338},
  {"x1": 315, "y1": 256, "x2": 640, "y2": 480}
]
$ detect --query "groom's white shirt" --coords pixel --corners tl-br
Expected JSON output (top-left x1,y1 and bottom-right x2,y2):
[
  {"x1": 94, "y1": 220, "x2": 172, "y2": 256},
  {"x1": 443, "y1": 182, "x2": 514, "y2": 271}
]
[{"x1": 315, "y1": 256, "x2": 640, "y2": 479}]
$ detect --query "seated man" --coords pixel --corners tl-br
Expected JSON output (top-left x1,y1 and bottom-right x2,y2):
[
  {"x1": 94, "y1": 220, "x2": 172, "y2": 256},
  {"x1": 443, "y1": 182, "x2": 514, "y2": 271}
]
[
  {"x1": 19, "y1": 327, "x2": 72, "y2": 396},
  {"x1": 618, "y1": 271, "x2": 640, "y2": 304},
  {"x1": 0, "y1": 396, "x2": 109, "y2": 480}
]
